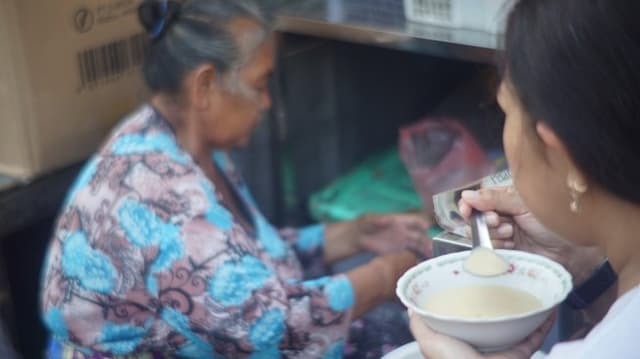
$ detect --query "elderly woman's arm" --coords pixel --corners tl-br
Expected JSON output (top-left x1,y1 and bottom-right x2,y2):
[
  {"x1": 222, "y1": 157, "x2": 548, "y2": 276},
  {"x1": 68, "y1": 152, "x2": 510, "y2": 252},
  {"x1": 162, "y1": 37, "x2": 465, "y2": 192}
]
[
  {"x1": 346, "y1": 251, "x2": 417, "y2": 318},
  {"x1": 281, "y1": 214, "x2": 431, "y2": 267},
  {"x1": 152, "y1": 222, "x2": 416, "y2": 357}
]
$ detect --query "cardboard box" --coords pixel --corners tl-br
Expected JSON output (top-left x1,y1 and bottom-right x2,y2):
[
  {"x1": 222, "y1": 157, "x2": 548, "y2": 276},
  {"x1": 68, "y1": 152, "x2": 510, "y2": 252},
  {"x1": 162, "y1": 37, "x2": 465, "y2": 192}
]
[{"x1": 0, "y1": 0, "x2": 147, "y2": 180}]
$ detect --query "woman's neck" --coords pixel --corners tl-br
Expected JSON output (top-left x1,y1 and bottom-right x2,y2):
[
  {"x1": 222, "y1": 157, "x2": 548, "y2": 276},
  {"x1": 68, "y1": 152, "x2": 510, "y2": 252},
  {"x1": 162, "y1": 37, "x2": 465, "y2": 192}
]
[
  {"x1": 151, "y1": 95, "x2": 210, "y2": 162},
  {"x1": 591, "y1": 195, "x2": 640, "y2": 297}
]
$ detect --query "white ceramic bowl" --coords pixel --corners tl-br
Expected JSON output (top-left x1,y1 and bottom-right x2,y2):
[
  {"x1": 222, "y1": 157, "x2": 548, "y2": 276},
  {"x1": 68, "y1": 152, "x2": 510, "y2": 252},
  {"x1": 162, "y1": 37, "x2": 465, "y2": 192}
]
[
  {"x1": 396, "y1": 250, "x2": 572, "y2": 352},
  {"x1": 381, "y1": 341, "x2": 547, "y2": 359}
]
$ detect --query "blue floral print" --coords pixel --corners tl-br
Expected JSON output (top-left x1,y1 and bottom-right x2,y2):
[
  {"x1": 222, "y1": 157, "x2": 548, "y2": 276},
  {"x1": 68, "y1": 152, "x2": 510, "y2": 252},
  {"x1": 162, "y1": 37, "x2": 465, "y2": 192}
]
[
  {"x1": 162, "y1": 308, "x2": 216, "y2": 359},
  {"x1": 201, "y1": 181, "x2": 234, "y2": 231},
  {"x1": 43, "y1": 307, "x2": 68, "y2": 341},
  {"x1": 322, "y1": 340, "x2": 345, "y2": 359},
  {"x1": 302, "y1": 277, "x2": 332, "y2": 289},
  {"x1": 117, "y1": 199, "x2": 177, "y2": 247},
  {"x1": 61, "y1": 231, "x2": 116, "y2": 294},
  {"x1": 238, "y1": 185, "x2": 259, "y2": 208},
  {"x1": 296, "y1": 224, "x2": 325, "y2": 251},
  {"x1": 256, "y1": 216, "x2": 287, "y2": 259},
  {"x1": 95, "y1": 321, "x2": 149, "y2": 355},
  {"x1": 117, "y1": 199, "x2": 184, "y2": 295},
  {"x1": 249, "y1": 309, "x2": 286, "y2": 351},
  {"x1": 212, "y1": 151, "x2": 228, "y2": 171},
  {"x1": 212, "y1": 152, "x2": 257, "y2": 207},
  {"x1": 208, "y1": 256, "x2": 273, "y2": 306},
  {"x1": 249, "y1": 346, "x2": 281, "y2": 359},
  {"x1": 177, "y1": 342, "x2": 219, "y2": 359},
  {"x1": 324, "y1": 277, "x2": 355, "y2": 312},
  {"x1": 111, "y1": 133, "x2": 191, "y2": 164},
  {"x1": 63, "y1": 157, "x2": 100, "y2": 206}
]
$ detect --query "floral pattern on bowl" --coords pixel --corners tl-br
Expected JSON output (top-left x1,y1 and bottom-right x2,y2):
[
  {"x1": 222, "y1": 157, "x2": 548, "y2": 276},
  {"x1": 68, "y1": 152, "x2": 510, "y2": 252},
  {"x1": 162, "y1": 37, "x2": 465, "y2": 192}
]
[{"x1": 396, "y1": 250, "x2": 572, "y2": 352}]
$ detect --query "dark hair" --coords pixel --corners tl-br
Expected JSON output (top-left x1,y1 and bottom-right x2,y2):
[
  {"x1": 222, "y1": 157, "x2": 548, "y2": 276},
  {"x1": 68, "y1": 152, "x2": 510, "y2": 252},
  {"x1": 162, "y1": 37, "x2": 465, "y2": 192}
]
[
  {"x1": 138, "y1": 0, "x2": 267, "y2": 94},
  {"x1": 504, "y1": 0, "x2": 640, "y2": 204}
]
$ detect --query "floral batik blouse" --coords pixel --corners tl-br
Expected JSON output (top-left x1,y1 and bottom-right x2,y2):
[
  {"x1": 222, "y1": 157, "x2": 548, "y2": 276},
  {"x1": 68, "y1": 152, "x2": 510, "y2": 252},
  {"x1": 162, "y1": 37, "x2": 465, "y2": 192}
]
[{"x1": 40, "y1": 105, "x2": 355, "y2": 359}]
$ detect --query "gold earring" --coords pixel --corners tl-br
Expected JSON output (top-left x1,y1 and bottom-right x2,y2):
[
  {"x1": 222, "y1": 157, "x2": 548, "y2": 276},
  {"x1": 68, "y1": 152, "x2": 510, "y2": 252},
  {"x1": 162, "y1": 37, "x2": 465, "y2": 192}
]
[{"x1": 568, "y1": 178, "x2": 588, "y2": 213}]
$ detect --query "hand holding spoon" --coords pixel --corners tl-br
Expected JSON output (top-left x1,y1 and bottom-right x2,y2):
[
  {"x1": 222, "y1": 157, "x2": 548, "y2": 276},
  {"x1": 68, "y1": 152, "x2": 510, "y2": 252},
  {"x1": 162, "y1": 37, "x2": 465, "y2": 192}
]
[{"x1": 464, "y1": 209, "x2": 509, "y2": 277}]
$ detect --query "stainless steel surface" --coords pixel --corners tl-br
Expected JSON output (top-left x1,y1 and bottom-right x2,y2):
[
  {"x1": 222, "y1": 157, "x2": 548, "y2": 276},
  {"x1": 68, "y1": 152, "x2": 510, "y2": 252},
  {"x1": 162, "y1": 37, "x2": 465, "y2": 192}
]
[
  {"x1": 470, "y1": 209, "x2": 493, "y2": 249},
  {"x1": 433, "y1": 230, "x2": 472, "y2": 257},
  {"x1": 275, "y1": 0, "x2": 501, "y2": 64}
]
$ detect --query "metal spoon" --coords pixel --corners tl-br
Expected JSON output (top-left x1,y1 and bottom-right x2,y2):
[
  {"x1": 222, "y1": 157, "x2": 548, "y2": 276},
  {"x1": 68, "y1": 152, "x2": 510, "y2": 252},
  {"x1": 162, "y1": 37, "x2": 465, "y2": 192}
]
[
  {"x1": 470, "y1": 209, "x2": 493, "y2": 250},
  {"x1": 463, "y1": 209, "x2": 509, "y2": 277}
]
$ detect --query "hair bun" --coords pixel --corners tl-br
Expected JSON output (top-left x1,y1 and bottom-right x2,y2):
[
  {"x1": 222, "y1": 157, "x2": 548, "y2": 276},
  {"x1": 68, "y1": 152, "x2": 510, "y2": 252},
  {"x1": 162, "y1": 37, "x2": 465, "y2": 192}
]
[{"x1": 138, "y1": 0, "x2": 182, "y2": 40}]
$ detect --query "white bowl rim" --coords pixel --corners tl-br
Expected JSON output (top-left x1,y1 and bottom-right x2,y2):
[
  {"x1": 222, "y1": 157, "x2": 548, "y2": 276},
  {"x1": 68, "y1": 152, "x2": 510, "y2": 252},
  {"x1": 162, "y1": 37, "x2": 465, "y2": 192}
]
[{"x1": 396, "y1": 249, "x2": 573, "y2": 324}]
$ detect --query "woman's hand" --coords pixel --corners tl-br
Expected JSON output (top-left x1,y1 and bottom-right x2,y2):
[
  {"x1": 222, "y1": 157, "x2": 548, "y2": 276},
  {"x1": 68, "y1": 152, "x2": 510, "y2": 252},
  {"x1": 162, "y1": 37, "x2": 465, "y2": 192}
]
[
  {"x1": 458, "y1": 186, "x2": 604, "y2": 286},
  {"x1": 408, "y1": 309, "x2": 556, "y2": 359},
  {"x1": 324, "y1": 213, "x2": 431, "y2": 263},
  {"x1": 355, "y1": 213, "x2": 432, "y2": 257}
]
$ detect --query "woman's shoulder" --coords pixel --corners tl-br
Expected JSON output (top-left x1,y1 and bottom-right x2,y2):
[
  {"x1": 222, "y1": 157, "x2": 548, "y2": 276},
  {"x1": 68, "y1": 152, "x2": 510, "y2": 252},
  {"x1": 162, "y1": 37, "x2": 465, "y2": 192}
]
[
  {"x1": 548, "y1": 286, "x2": 640, "y2": 358},
  {"x1": 60, "y1": 104, "x2": 207, "y2": 219},
  {"x1": 98, "y1": 104, "x2": 181, "y2": 156}
]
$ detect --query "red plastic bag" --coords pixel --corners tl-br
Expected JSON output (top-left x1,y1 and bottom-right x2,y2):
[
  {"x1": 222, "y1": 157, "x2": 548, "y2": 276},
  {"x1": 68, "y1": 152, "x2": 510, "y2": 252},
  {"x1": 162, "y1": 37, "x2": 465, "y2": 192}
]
[{"x1": 399, "y1": 118, "x2": 493, "y2": 214}]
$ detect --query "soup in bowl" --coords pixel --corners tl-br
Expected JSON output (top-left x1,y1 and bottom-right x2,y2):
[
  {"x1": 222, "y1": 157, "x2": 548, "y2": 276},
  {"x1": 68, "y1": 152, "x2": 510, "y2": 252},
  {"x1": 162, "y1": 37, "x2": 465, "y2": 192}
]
[{"x1": 396, "y1": 250, "x2": 572, "y2": 352}]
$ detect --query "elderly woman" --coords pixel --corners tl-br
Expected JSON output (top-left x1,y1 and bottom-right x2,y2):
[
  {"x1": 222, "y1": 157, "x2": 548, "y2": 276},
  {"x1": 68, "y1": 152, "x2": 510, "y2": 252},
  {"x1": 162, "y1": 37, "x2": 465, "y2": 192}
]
[
  {"x1": 40, "y1": 1, "x2": 431, "y2": 358},
  {"x1": 409, "y1": 0, "x2": 640, "y2": 358}
]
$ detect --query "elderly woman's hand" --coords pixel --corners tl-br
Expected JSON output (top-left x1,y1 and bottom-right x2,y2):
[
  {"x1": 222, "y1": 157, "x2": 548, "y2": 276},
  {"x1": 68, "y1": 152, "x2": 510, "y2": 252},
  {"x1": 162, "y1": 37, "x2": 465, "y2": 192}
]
[
  {"x1": 458, "y1": 186, "x2": 604, "y2": 286},
  {"x1": 355, "y1": 213, "x2": 432, "y2": 257},
  {"x1": 324, "y1": 213, "x2": 431, "y2": 264},
  {"x1": 408, "y1": 309, "x2": 555, "y2": 359}
]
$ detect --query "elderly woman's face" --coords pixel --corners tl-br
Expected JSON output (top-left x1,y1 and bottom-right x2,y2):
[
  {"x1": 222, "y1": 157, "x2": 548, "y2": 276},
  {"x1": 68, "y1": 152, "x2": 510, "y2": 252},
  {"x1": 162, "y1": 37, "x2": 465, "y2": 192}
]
[
  {"x1": 204, "y1": 35, "x2": 275, "y2": 149},
  {"x1": 498, "y1": 80, "x2": 590, "y2": 243}
]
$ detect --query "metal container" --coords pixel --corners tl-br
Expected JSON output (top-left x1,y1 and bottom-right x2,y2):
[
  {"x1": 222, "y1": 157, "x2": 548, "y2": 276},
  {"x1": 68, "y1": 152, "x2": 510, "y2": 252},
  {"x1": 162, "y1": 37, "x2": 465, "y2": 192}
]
[{"x1": 432, "y1": 230, "x2": 472, "y2": 256}]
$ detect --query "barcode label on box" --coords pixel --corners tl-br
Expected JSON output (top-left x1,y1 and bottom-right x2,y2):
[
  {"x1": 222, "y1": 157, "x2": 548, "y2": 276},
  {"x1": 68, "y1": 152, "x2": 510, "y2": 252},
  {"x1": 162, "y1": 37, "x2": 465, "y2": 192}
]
[{"x1": 77, "y1": 33, "x2": 148, "y2": 91}]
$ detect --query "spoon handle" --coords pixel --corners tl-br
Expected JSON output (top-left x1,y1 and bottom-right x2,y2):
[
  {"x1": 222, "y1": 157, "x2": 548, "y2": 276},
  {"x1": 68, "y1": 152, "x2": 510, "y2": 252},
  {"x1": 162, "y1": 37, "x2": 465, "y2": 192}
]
[{"x1": 471, "y1": 209, "x2": 493, "y2": 249}]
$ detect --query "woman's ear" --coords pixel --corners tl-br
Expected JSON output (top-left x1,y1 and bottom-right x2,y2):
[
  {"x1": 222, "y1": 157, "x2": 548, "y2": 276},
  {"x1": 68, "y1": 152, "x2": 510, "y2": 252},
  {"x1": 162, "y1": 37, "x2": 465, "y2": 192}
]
[
  {"x1": 536, "y1": 121, "x2": 587, "y2": 185},
  {"x1": 189, "y1": 64, "x2": 218, "y2": 110},
  {"x1": 536, "y1": 122, "x2": 563, "y2": 152}
]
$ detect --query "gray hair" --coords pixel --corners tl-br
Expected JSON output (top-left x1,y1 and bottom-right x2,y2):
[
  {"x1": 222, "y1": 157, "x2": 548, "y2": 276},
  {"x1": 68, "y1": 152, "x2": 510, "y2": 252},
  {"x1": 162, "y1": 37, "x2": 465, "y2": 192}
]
[{"x1": 139, "y1": 0, "x2": 270, "y2": 94}]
